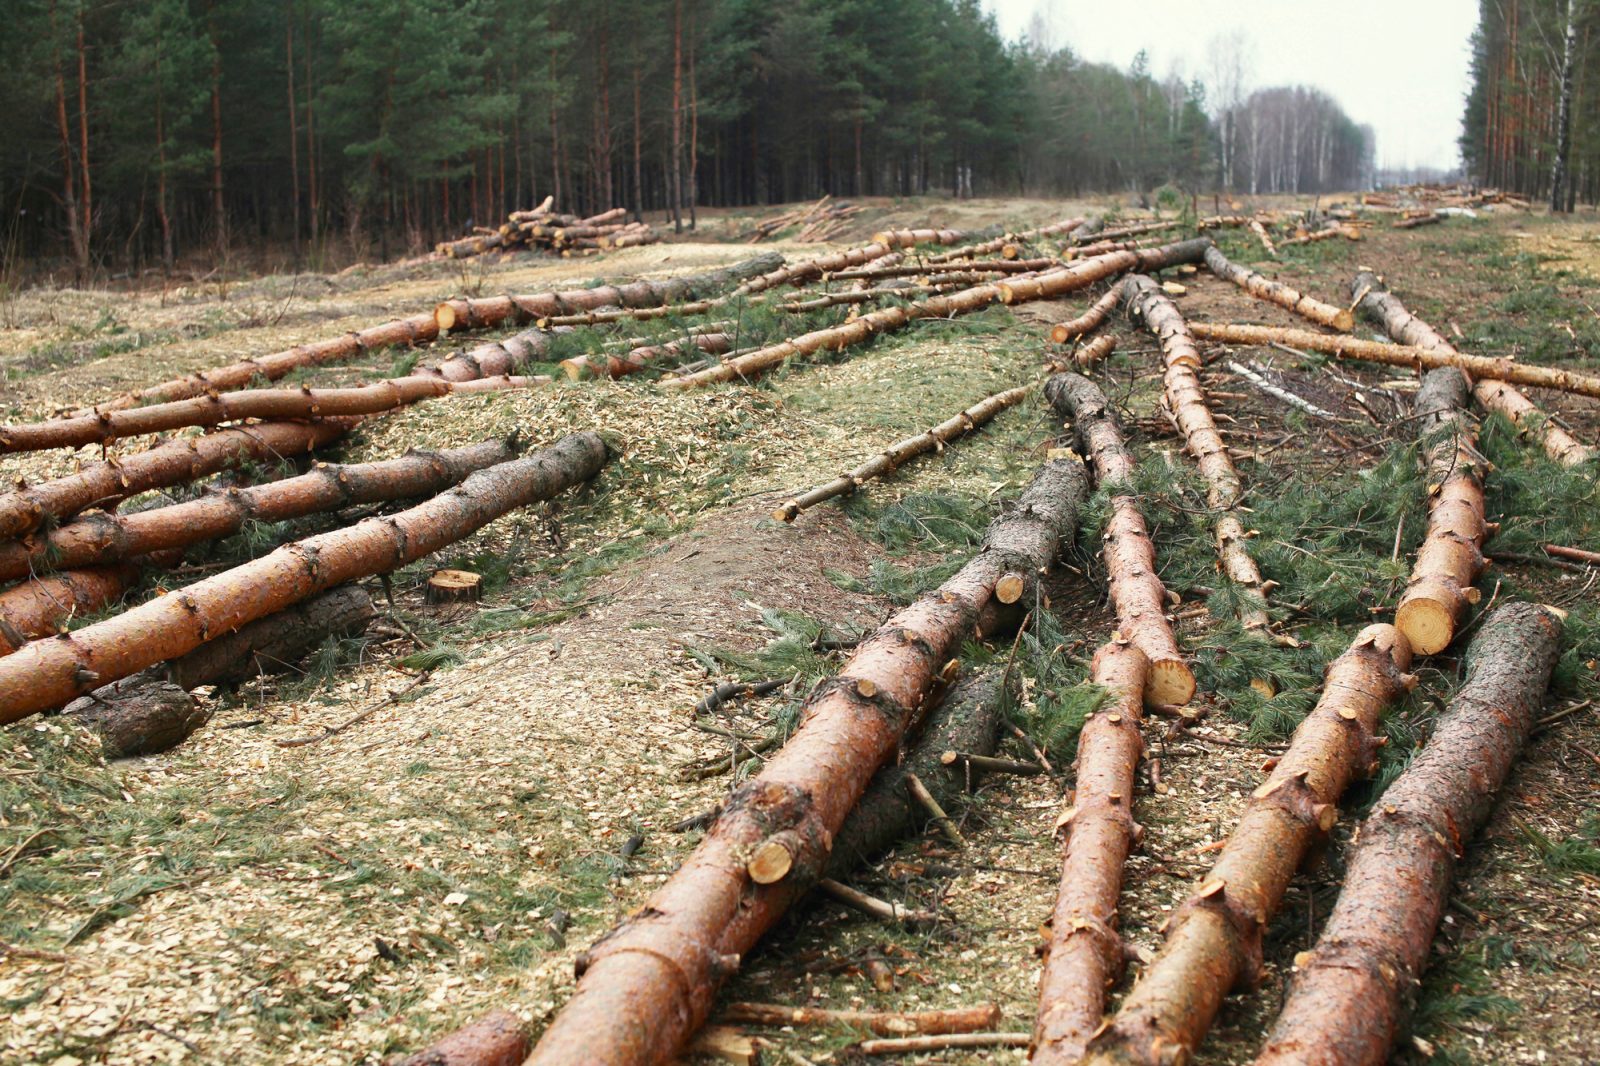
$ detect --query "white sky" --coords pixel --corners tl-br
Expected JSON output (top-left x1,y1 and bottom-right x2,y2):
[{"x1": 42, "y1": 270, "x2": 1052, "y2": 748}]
[{"x1": 983, "y1": 1, "x2": 1478, "y2": 171}]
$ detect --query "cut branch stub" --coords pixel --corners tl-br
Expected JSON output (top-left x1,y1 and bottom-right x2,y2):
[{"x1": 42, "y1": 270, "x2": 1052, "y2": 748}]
[
  {"x1": 1081, "y1": 624, "x2": 1414, "y2": 1066},
  {"x1": 1256, "y1": 603, "x2": 1562, "y2": 1066},
  {"x1": 526, "y1": 454, "x2": 1089, "y2": 1066},
  {"x1": 0, "y1": 433, "x2": 609, "y2": 722}
]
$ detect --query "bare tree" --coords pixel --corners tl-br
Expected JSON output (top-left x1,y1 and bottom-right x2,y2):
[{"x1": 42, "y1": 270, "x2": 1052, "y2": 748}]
[{"x1": 1205, "y1": 30, "x2": 1253, "y2": 190}]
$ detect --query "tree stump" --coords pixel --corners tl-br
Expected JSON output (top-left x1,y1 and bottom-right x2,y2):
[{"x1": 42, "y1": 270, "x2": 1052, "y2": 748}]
[{"x1": 426, "y1": 570, "x2": 483, "y2": 605}]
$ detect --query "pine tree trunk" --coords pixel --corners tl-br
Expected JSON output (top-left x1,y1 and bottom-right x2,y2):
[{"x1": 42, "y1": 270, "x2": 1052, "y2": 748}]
[
  {"x1": 1202, "y1": 246, "x2": 1353, "y2": 330},
  {"x1": 1081, "y1": 625, "x2": 1416, "y2": 1066},
  {"x1": 50, "y1": 0, "x2": 88, "y2": 282},
  {"x1": 64, "y1": 677, "x2": 208, "y2": 759},
  {"x1": 1551, "y1": 1, "x2": 1578, "y2": 212},
  {"x1": 527, "y1": 453, "x2": 1090, "y2": 1066},
  {"x1": 207, "y1": 0, "x2": 227, "y2": 260},
  {"x1": 285, "y1": 1, "x2": 302, "y2": 256},
  {"x1": 75, "y1": 8, "x2": 91, "y2": 264},
  {"x1": 0, "y1": 434, "x2": 608, "y2": 722},
  {"x1": 1256, "y1": 603, "x2": 1562, "y2": 1066},
  {"x1": 0, "y1": 563, "x2": 146, "y2": 656}
]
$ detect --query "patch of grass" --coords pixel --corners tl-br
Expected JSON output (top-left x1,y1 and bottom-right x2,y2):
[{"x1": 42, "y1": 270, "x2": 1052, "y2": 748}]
[{"x1": 1519, "y1": 814, "x2": 1600, "y2": 877}]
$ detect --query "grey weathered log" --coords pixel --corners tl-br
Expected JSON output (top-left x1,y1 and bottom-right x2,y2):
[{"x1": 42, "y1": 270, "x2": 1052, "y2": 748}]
[{"x1": 63, "y1": 678, "x2": 209, "y2": 758}]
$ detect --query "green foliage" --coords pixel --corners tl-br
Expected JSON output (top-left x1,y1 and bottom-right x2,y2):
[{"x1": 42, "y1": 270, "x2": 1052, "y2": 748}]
[{"x1": 1520, "y1": 814, "x2": 1600, "y2": 877}]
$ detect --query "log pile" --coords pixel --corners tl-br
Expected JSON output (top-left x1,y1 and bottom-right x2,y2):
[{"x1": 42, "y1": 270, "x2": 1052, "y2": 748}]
[
  {"x1": 743, "y1": 195, "x2": 864, "y2": 243},
  {"x1": 438, "y1": 198, "x2": 660, "y2": 259}
]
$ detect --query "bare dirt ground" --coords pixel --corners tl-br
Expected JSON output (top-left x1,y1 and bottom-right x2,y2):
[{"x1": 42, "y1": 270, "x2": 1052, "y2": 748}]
[{"x1": 1, "y1": 196, "x2": 1597, "y2": 1066}]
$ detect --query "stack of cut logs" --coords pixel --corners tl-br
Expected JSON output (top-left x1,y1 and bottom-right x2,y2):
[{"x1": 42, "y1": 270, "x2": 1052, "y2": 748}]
[
  {"x1": 437, "y1": 196, "x2": 659, "y2": 259},
  {"x1": 744, "y1": 194, "x2": 864, "y2": 243}
]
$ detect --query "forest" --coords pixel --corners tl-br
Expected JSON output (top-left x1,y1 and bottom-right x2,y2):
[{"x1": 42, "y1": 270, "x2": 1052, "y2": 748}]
[
  {"x1": 1461, "y1": 0, "x2": 1600, "y2": 208},
  {"x1": 0, "y1": 0, "x2": 1379, "y2": 278}
]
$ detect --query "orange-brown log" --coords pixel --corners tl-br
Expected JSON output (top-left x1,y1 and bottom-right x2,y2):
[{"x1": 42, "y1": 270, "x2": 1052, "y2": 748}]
[
  {"x1": 1391, "y1": 367, "x2": 1486, "y2": 655},
  {"x1": 432, "y1": 253, "x2": 781, "y2": 332},
  {"x1": 561, "y1": 332, "x2": 734, "y2": 380},
  {"x1": 1049, "y1": 289, "x2": 1123, "y2": 345},
  {"x1": 1061, "y1": 335, "x2": 1117, "y2": 369},
  {"x1": 731, "y1": 243, "x2": 896, "y2": 297},
  {"x1": 1545, "y1": 543, "x2": 1600, "y2": 565},
  {"x1": 1121, "y1": 274, "x2": 1271, "y2": 631},
  {"x1": 827, "y1": 258, "x2": 1057, "y2": 281},
  {"x1": 667, "y1": 240, "x2": 1214, "y2": 391},
  {"x1": 870, "y1": 228, "x2": 967, "y2": 249},
  {"x1": 0, "y1": 376, "x2": 539, "y2": 454},
  {"x1": 1081, "y1": 624, "x2": 1416, "y2": 1066},
  {"x1": 1255, "y1": 603, "x2": 1561, "y2": 1066},
  {"x1": 1277, "y1": 224, "x2": 1357, "y2": 247},
  {"x1": 411, "y1": 327, "x2": 568, "y2": 383},
  {"x1": 780, "y1": 281, "x2": 939, "y2": 312},
  {"x1": 1187, "y1": 321, "x2": 1600, "y2": 400},
  {"x1": 387, "y1": 1010, "x2": 530, "y2": 1066},
  {"x1": 1352, "y1": 269, "x2": 1593, "y2": 467},
  {"x1": 0, "y1": 433, "x2": 609, "y2": 721},
  {"x1": 63, "y1": 676, "x2": 209, "y2": 759},
  {"x1": 1045, "y1": 372, "x2": 1194, "y2": 705},
  {"x1": 78, "y1": 314, "x2": 440, "y2": 413},
  {"x1": 772, "y1": 385, "x2": 1030, "y2": 522},
  {"x1": 1202, "y1": 246, "x2": 1354, "y2": 331},
  {"x1": 1075, "y1": 220, "x2": 1182, "y2": 243},
  {"x1": 0, "y1": 439, "x2": 521, "y2": 582},
  {"x1": 0, "y1": 562, "x2": 144, "y2": 655},
  {"x1": 525, "y1": 453, "x2": 1089, "y2": 1066},
  {"x1": 0, "y1": 419, "x2": 350, "y2": 541},
  {"x1": 579, "y1": 207, "x2": 629, "y2": 227},
  {"x1": 1033, "y1": 638, "x2": 1150, "y2": 1064},
  {"x1": 722, "y1": 1001, "x2": 1000, "y2": 1037},
  {"x1": 1393, "y1": 211, "x2": 1442, "y2": 229}
]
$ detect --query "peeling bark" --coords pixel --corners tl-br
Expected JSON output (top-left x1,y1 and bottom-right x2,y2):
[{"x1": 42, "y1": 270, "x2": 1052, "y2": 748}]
[{"x1": 1256, "y1": 603, "x2": 1562, "y2": 1066}]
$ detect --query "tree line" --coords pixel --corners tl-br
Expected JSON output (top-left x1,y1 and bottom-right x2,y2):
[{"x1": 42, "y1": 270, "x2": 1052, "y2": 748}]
[
  {"x1": 1461, "y1": 0, "x2": 1591, "y2": 209},
  {"x1": 1, "y1": 0, "x2": 1374, "y2": 279}
]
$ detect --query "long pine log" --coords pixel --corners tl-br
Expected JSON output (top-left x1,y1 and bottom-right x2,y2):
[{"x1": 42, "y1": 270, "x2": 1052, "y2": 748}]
[{"x1": 1202, "y1": 246, "x2": 1354, "y2": 331}]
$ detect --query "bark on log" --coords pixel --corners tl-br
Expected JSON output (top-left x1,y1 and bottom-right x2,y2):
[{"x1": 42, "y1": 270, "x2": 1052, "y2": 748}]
[
  {"x1": 1250, "y1": 219, "x2": 1279, "y2": 257},
  {"x1": 870, "y1": 228, "x2": 966, "y2": 249},
  {"x1": 1049, "y1": 290, "x2": 1122, "y2": 345},
  {"x1": 62, "y1": 676, "x2": 208, "y2": 758},
  {"x1": 0, "y1": 438, "x2": 522, "y2": 581},
  {"x1": 825, "y1": 669, "x2": 1013, "y2": 878},
  {"x1": 667, "y1": 240, "x2": 1213, "y2": 391},
  {"x1": 1076, "y1": 220, "x2": 1182, "y2": 244},
  {"x1": 0, "y1": 562, "x2": 145, "y2": 655},
  {"x1": 0, "y1": 433, "x2": 609, "y2": 722},
  {"x1": 1053, "y1": 335, "x2": 1117, "y2": 370},
  {"x1": 1033, "y1": 639, "x2": 1150, "y2": 1064},
  {"x1": 860, "y1": 1032, "x2": 1031, "y2": 1055},
  {"x1": 1187, "y1": 322, "x2": 1600, "y2": 400},
  {"x1": 772, "y1": 386, "x2": 1030, "y2": 523},
  {"x1": 0, "y1": 376, "x2": 540, "y2": 455},
  {"x1": 0, "y1": 419, "x2": 350, "y2": 542},
  {"x1": 827, "y1": 259, "x2": 1057, "y2": 281},
  {"x1": 1352, "y1": 270, "x2": 1593, "y2": 467},
  {"x1": 412, "y1": 328, "x2": 567, "y2": 383},
  {"x1": 1080, "y1": 625, "x2": 1416, "y2": 1066},
  {"x1": 1255, "y1": 603, "x2": 1562, "y2": 1066},
  {"x1": 1045, "y1": 372, "x2": 1193, "y2": 705},
  {"x1": 1394, "y1": 368, "x2": 1487, "y2": 656},
  {"x1": 432, "y1": 253, "x2": 782, "y2": 332},
  {"x1": 561, "y1": 332, "x2": 734, "y2": 380},
  {"x1": 525, "y1": 453, "x2": 1089, "y2": 1066},
  {"x1": 1393, "y1": 212, "x2": 1442, "y2": 229},
  {"x1": 1202, "y1": 247, "x2": 1354, "y2": 331},
  {"x1": 79, "y1": 313, "x2": 440, "y2": 413},
  {"x1": 387, "y1": 1010, "x2": 530, "y2": 1066},
  {"x1": 1121, "y1": 275, "x2": 1271, "y2": 632},
  {"x1": 722, "y1": 1001, "x2": 1000, "y2": 1037}
]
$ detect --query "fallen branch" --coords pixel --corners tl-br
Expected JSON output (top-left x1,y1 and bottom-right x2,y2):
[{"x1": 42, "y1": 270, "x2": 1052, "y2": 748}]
[
  {"x1": 1545, "y1": 543, "x2": 1600, "y2": 566},
  {"x1": 1225, "y1": 361, "x2": 1342, "y2": 420},
  {"x1": 857, "y1": 1032, "x2": 1030, "y2": 1055},
  {"x1": 1257, "y1": 603, "x2": 1562, "y2": 1066},
  {"x1": 722, "y1": 1001, "x2": 999, "y2": 1037},
  {"x1": 814, "y1": 878, "x2": 939, "y2": 927}
]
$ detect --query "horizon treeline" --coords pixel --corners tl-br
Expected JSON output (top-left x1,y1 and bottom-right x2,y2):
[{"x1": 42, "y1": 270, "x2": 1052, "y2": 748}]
[
  {"x1": 2, "y1": 0, "x2": 1373, "y2": 279},
  {"x1": 1461, "y1": 0, "x2": 1594, "y2": 208}
]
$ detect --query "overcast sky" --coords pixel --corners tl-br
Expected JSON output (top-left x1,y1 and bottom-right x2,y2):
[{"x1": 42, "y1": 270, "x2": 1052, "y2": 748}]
[{"x1": 983, "y1": 1, "x2": 1478, "y2": 171}]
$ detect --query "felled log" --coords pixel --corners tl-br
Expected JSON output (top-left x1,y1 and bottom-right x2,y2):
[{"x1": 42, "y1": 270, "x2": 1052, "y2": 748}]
[
  {"x1": 1249, "y1": 218, "x2": 1279, "y2": 257},
  {"x1": 433, "y1": 253, "x2": 782, "y2": 332},
  {"x1": 1352, "y1": 270, "x2": 1593, "y2": 466},
  {"x1": 1033, "y1": 638, "x2": 1149, "y2": 1064},
  {"x1": 722, "y1": 1001, "x2": 1000, "y2": 1037},
  {"x1": 772, "y1": 386, "x2": 1030, "y2": 523},
  {"x1": 1121, "y1": 275, "x2": 1271, "y2": 632},
  {"x1": 1278, "y1": 223, "x2": 1357, "y2": 247},
  {"x1": 525, "y1": 452, "x2": 1089, "y2": 1066},
  {"x1": 870, "y1": 228, "x2": 966, "y2": 249},
  {"x1": 561, "y1": 332, "x2": 734, "y2": 380},
  {"x1": 387, "y1": 1010, "x2": 530, "y2": 1066},
  {"x1": 0, "y1": 562, "x2": 146, "y2": 655},
  {"x1": 1030, "y1": 216, "x2": 1091, "y2": 238},
  {"x1": 1049, "y1": 289, "x2": 1122, "y2": 345},
  {"x1": 1202, "y1": 246, "x2": 1354, "y2": 331},
  {"x1": 1061, "y1": 335, "x2": 1117, "y2": 369},
  {"x1": 1081, "y1": 625, "x2": 1416, "y2": 1066},
  {"x1": 780, "y1": 282, "x2": 940, "y2": 312},
  {"x1": 668, "y1": 240, "x2": 1214, "y2": 391},
  {"x1": 0, "y1": 376, "x2": 539, "y2": 454},
  {"x1": 411, "y1": 328, "x2": 567, "y2": 383},
  {"x1": 825, "y1": 669, "x2": 1012, "y2": 877},
  {"x1": 0, "y1": 433, "x2": 609, "y2": 722},
  {"x1": 1045, "y1": 372, "x2": 1193, "y2": 705},
  {"x1": 1186, "y1": 322, "x2": 1600, "y2": 400},
  {"x1": 732, "y1": 243, "x2": 907, "y2": 297},
  {"x1": 1077, "y1": 220, "x2": 1181, "y2": 243},
  {"x1": 63, "y1": 677, "x2": 208, "y2": 759},
  {"x1": 1066, "y1": 238, "x2": 1165, "y2": 261},
  {"x1": 1393, "y1": 211, "x2": 1442, "y2": 229},
  {"x1": 0, "y1": 419, "x2": 350, "y2": 541},
  {"x1": 0, "y1": 438, "x2": 522, "y2": 581},
  {"x1": 827, "y1": 258, "x2": 1057, "y2": 281},
  {"x1": 1256, "y1": 603, "x2": 1562, "y2": 1066},
  {"x1": 1393, "y1": 368, "x2": 1487, "y2": 655}
]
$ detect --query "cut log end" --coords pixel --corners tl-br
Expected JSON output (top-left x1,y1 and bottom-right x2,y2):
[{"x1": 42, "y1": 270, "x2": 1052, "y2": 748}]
[
  {"x1": 994, "y1": 572, "x2": 1028, "y2": 605},
  {"x1": 1394, "y1": 595, "x2": 1457, "y2": 656},
  {"x1": 434, "y1": 303, "x2": 459, "y2": 332},
  {"x1": 1146, "y1": 659, "x2": 1197, "y2": 709},
  {"x1": 747, "y1": 837, "x2": 796, "y2": 884},
  {"x1": 1050, "y1": 323, "x2": 1071, "y2": 345},
  {"x1": 1330, "y1": 309, "x2": 1356, "y2": 332},
  {"x1": 426, "y1": 570, "x2": 483, "y2": 605}
]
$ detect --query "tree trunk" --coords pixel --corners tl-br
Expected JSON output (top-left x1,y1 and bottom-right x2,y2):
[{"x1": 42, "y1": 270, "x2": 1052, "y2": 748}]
[
  {"x1": 415, "y1": 328, "x2": 566, "y2": 383},
  {"x1": 75, "y1": 7, "x2": 92, "y2": 265},
  {"x1": 1256, "y1": 603, "x2": 1562, "y2": 1066},
  {"x1": 1049, "y1": 289, "x2": 1122, "y2": 345},
  {"x1": 387, "y1": 1010, "x2": 530, "y2": 1066},
  {"x1": 527, "y1": 453, "x2": 1089, "y2": 1066},
  {"x1": 1033, "y1": 639, "x2": 1149, "y2": 1064},
  {"x1": 0, "y1": 419, "x2": 349, "y2": 542},
  {"x1": 63, "y1": 677, "x2": 208, "y2": 759},
  {"x1": 285, "y1": 0, "x2": 302, "y2": 257},
  {"x1": 0, "y1": 434, "x2": 608, "y2": 722},
  {"x1": 721, "y1": 1002, "x2": 1000, "y2": 1037},
  {"x1": 1551, "y1": 0, "x2": 1578, "y2": 213},
  {"x1": 0, "y1": 438, "x2": 521, "y2": 580},
  {"x1": 0, "y1": 562, "x2": 146, "y2": 656},
  {"x1": 433, "y1": 253, "x2": 781, "y2": 332},
  {"x1": 670, "y1": 0, "x2": 683, "y2": 234},
  {"x1": 1044, "y1": 372, "x2": 1192, "y2": 704},
  {"x1": 50, "y1": 0, "x2": 88, "y2": 282},
  {"x1": 631, "y1": 64, "x2": 644, "y2": 223},
  {"x1": 1081, "y1": 625, "x2": 1416, "y2": 1066},
  {"x1": 207, "y1": 0, "x2": 227, "y2": 260},
  {"x1": 1186, "y1": 322, "x2": 1600, "y2": 401},
  {"x1": 561, "y1": 332, "x2": 734, "y2": 381},
  {"x1": 2, "y1": 375, "x2": 541, "y2": 454},
  {"x1": 167, "y1": 583, "x2": 374, "y2": 688},
  {"x1": 1120, "y1": 274, "x2": 1271, "y2": 632},
  {"x1": 773, "y1": 386, "x2": 1030, "y2": 523},
  {"x1": 1202, "y1": 246, "x2": 1353, "y2": 331}
]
